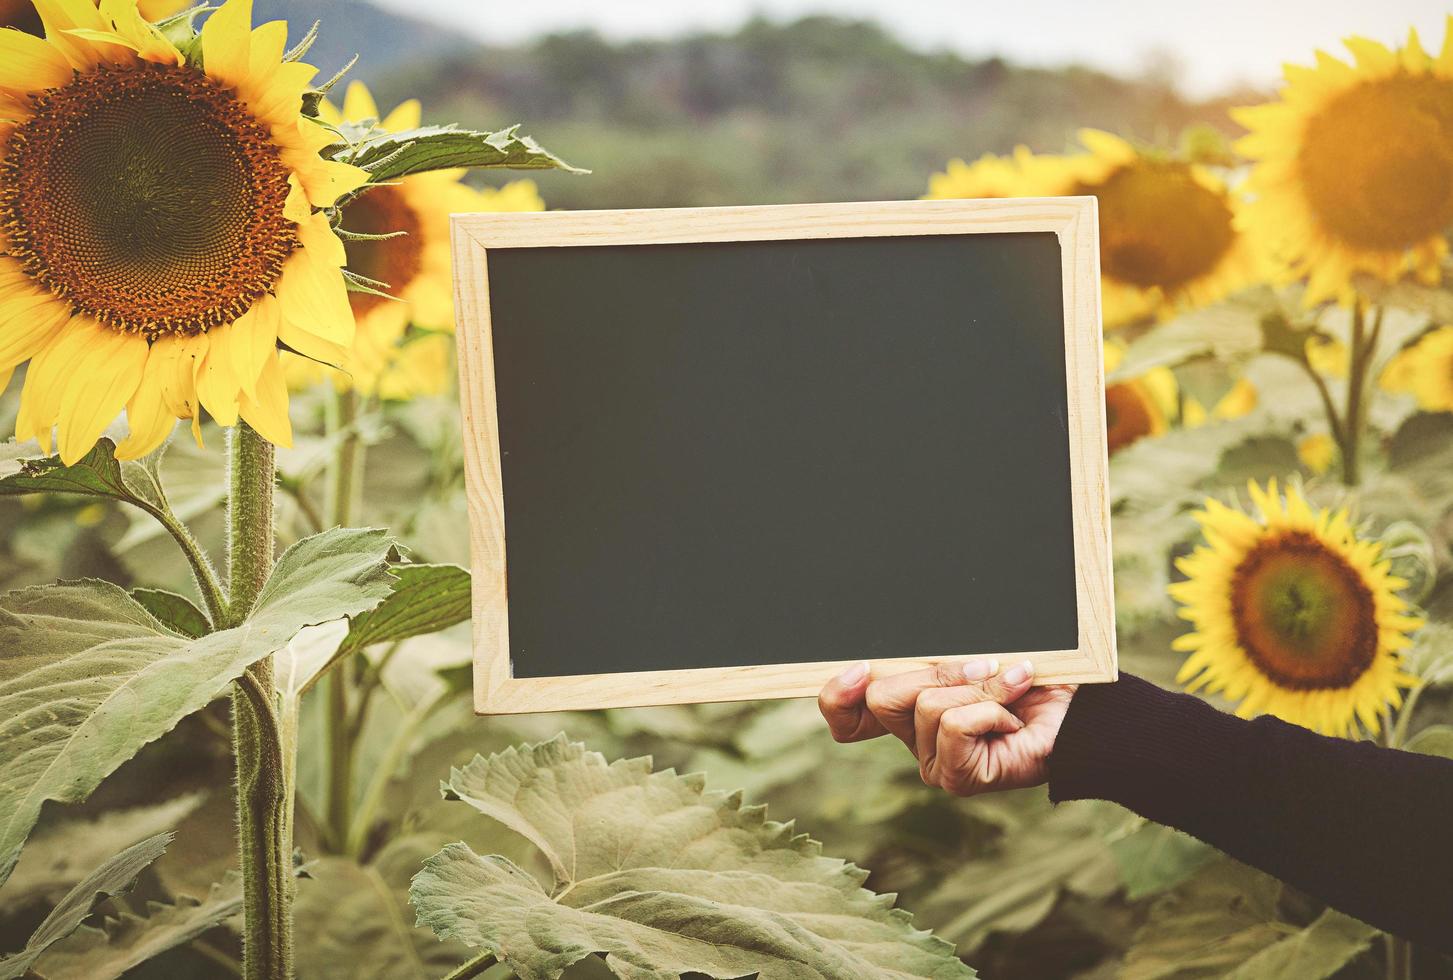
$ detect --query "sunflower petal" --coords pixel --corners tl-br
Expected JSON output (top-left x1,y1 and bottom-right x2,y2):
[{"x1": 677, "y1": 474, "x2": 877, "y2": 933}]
[
  {"x1": 201, "y1": 0, "x2": 253, "y2": 89},
  {"x1": 0, "y1": 28, "x2": 75, "y2": 93},
  {"x1": 56, "y1": 325, "x2": 148, "y2": 464},
  {"x1": 238, "y1": 352, "x2": 292, "y2": 448},
  {"x1": 341, "y1": 80, "x2": 379, "y2": 123}
]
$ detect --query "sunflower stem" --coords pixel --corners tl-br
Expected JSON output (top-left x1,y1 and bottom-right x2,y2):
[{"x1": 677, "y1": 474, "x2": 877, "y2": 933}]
[
  {"x1": 226, "y1": 421, "x2": 294, "y2": 980},
  {"x1": 322, "y1": 387, "x2": 364, "y2": 851},
  {"x1": 1340, "y1": 302, "x2": 1382, "y2": 487},
  {"x1": 441, "y1": 952, "x2": 498, "y2": 980}
]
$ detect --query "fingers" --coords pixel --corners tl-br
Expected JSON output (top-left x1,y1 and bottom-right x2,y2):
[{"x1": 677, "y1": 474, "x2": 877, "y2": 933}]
[
  {"x1": 819, "y1": 661, "x2": 888, "y2": 743},
  {"x1": 913, "y1": 660, "x2": 1037, "y2": 766},
  {"x1": 932, "y1": 701, "x2": 1025, "y2": 795},
  {"x1": 863, "y1": 659, "x2": 995, "y2": 747}
]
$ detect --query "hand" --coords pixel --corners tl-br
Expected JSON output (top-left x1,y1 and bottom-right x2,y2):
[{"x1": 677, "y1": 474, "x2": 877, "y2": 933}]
[{"x1": 818, "y1": 659, "x2": 1076, "y2": 797}]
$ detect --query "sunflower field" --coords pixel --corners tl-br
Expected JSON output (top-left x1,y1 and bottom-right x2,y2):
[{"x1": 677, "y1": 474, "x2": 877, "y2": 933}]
[{"x1": 2, "y1": 1, "x2": 1453, "y2": 978}]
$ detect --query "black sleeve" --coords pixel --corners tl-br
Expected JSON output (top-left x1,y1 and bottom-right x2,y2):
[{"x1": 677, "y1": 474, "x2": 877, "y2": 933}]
[{"x1": 1047, "y1": 673, "x2": 1453, "y2": 952}]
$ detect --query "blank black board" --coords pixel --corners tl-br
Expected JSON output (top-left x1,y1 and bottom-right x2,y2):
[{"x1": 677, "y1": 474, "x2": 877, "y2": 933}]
[{"x1": 485, "y1": 232, "x2": 1079, "y2": 678}]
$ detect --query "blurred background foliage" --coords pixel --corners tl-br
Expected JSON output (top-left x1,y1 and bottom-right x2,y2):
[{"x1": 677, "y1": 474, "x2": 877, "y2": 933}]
[{"x1": 5, "y1": 2, "x2": 1453, "y2": 978}]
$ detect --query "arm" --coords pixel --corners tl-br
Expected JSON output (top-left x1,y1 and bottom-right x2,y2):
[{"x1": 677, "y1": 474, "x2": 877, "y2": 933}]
[
  {"x1": 819, "y1": 666, "x2": 1453, "y2": 952},
  {"x1": 1049, "y1": 673, "x2": 1453, "y2": 952}
]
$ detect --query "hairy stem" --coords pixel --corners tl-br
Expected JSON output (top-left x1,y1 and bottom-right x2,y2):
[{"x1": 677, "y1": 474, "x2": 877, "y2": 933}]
[
  {"x1": 321, "y1": 387, "x2": 364, "y2": 851},
  {"x1": 442, "y1": 952, "x2": 499, "y2": 980},
  {"x1": 147, "y1": 503, "x2": 229, "y2": 627},
  {"x1": 227, "y1": 422, "x2": 293, "y2": 980}
]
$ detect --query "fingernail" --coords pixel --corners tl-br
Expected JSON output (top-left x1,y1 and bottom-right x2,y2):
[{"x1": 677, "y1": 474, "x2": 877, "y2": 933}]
[
  {"x1": 1004, "y1": 660, "x2": 1035, "y2": 685},
  {"x1": 962, "y1": 659, "x2": 998, "y2": 682},
  {"x1": 837, "y1": 660, "x2": 869, "y2": 686}
]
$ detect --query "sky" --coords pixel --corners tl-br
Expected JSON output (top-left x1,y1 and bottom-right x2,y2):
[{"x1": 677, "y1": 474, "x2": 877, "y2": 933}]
[{"x1": 369, "y1": 0, "x2": 1450, "y2": 98}]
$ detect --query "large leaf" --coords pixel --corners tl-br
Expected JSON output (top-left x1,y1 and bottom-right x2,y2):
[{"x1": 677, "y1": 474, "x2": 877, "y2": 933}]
[
  {"x1": 33, "y1": 873, "x2": 243, "y2": 980},
  {"x1": 0, "y1": 438, "x2": 159, "y2": 509},
  {"x1": 915, "y1": 800, "x2": 1124, "y2": 949},
  {"x1": 1118, "y1": 861, "x2": 1370, "y2": 980},
  {"x1": 410, "y1": 736, "x2": 974, "y2": 980},
  {"x1": 1105, "y1": 290, "x2": 1273, "y2": 383},
  {"x1": 0, "y1": 833, "x2": 169, "y2": 980},
  {"x1": 3, "y1": 795, "x2": 203, "y2": 909},
  {"x1": 342, "y1": 124, "x2": 585, "y2": 184},
  {"x1": 0, "y1": 527, "x2": 397, "y2": 886},
  {"x1": 296, "y1": 838, "x2": 469, "y2": 980},
  {"x1": 1110, "y1": 821, "x2": 1217, "y2": 900}
]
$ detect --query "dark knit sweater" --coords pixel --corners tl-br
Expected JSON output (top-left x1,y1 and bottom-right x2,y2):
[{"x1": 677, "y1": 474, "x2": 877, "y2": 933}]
[{"x1": 1047, "y1": 673, "x2": 1453, "y2": 952}]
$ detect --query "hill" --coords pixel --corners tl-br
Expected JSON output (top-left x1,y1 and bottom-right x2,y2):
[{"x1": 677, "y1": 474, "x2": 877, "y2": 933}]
[{"x1": 261, "y1": 6, "x2": 1258, "y2": 209}]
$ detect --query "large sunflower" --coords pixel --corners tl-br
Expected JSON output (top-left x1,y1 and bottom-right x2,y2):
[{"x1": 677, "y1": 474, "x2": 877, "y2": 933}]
[
  {"x1": 0, "y1": 0, "x2": 365, "y2": 462},
  {"x1": 287, "y1": 81, "x2": 544, "y2": 395},
  {"x1": 1066, "y1": 130, "x2": 1258, "y2": 329},
  {"x1": 1170, "y1": 480, "x2": 1422, "y2": 737},
  {"x1": 1234, "y1": 22, "x2": 1453, "y2": 305},
  {"x1": 923, "y1": 146, "x2": 1063, "y2": 200},
  {"x1": 1382, "y1": 325, "x2": 1453, "y2": 411}
]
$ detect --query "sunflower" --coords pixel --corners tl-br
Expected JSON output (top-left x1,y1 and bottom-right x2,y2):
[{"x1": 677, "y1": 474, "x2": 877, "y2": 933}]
[
  {"x1": 1234, "y1": 22, "x2": 1453, "y2": 306},
  {"x1": 0, "y1": 0, "x2": 366, "y2": 463},
  {"x1": 1382, "y1": 325, "x2": 1453, "y2": 411},
  {"x1": 1065, "y1": 130, "x2": 1258, "y2": 329},
  {"x1": 1298, "y1": 432, "x2": 1338, "y2": 474},
  {"x1": 1182, "y1": 378, "x2": 1259, "y2": 427},
  {"x1": 376, "y1": 332, "x2": 452, "y2": 402},
  {"x1": 285, "y1": 82, "x2": 544, "y2": 395},
  {"x1": 1102, "y1": 341, "x2": 1176, "y2": 453},
  {"x1": 1170, "y1": 480, "x2": 1422, "y2": 736}
]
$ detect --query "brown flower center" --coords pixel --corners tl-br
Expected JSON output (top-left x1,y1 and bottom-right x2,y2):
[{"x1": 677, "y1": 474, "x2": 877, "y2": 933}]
[
  {"x1": 1230, "y1": 530, "x2": 1379, "y2": 690},
  {"x1": 1105, "y1": 382, "x2": 1156, "y2": 454},
  {"x1": 1299, "y1": 73, "x2": 1453, "y2": 252},
  {"x1": 1074, "y1": 160, "x2": 1236, "y2": 293},
  {"x1": 0, "y1": 60, "x2": 298, "y2": 338},
  {"x1": 340, "y1": 184, "x2": 423, "y2": 315}
]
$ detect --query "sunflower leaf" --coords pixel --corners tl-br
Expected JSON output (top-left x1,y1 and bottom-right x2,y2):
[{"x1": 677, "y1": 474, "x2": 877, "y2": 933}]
[
  {"x1": 33, "y1": 872, "x2": 244, "y2": 980},
  {"x1": 0, "y1": 528, "x2": 398, "y2": 888},
  {"x1": 129, "y1": 588, "x2": 210, "y2": 639},
  {"x1": 410, "y1": 735, "x2": 974, "y2": 980},
  {"x1": 0, "y1": 833, "x2": 170, "y2": 980},
  {"x1": 0, "y1": 439, "x2": 142, "y2": 504},
  {"x1": 340, "y1": 124, "x2": 586, "y2": 185}
]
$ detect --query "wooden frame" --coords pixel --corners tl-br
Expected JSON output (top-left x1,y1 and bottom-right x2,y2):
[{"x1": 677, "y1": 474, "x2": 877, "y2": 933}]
[{"x1": 452, "y1": 198, "x2": 1116, "y2": 714}]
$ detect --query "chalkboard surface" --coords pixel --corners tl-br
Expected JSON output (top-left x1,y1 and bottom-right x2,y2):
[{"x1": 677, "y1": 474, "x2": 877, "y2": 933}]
[
  {"x1": 453, "y1": 199, "x2": 1115, "y2": 712},
  {"x1": 488, "y1": 232, "x2": 1077, "y2": 677}
]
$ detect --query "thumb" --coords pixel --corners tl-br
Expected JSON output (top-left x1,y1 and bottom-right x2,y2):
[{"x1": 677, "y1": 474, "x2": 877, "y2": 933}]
[{"x1": 819, "y1": 661, "x2": 888, "y2": 742}]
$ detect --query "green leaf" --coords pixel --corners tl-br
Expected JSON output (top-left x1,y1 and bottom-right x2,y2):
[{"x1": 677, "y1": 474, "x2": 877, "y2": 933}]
[
  {"x1": 4, "y1": 796, "x2": 203, "y2": 910},
  {"x1": 410, "y1": 736, "x2": 974, "y2": 980},
  {"x1": 915, "y1": 800, "x2": 1124, "y2": 949},
  {"x1": 1119, "y1": 862, "x2": 1295, "y2": 980},
  {"x1": 0, "y1": 527, "x2": 397, "y2": 887},
  {"x1": 33, "y1": 872, "x2": 244, "y2": 980},
  {"x1": 0, "y1": 438, "x2": 157, "y2": 508},
  {"x1": 0, "y1": 832, "x2": 170, "y2": 980},
  {"x1": 296, "y1": 839, "x2": 469, "y2": 980},
  {"x1": 130, "y1": 588, "x2": 210, "y2": 639},
  {"x1": 1404, "y1": 724, "x2": 1453, "y2": 760},
  {"x1": 341, "y1": 124, "x2": 586, "y2": 184},
  {"x1": 1106, "y1": 291, "x2": 1271, "y2": 383},
  {"x1": 1223, "y1": 909, "x2": 1378, "y2": 980},
  {"x1": 334, "y1": 564, "x2": 470, "y2": 675},
  {"x1": 1110, "y1": 821, "x2": 1217, "y2": 900}
]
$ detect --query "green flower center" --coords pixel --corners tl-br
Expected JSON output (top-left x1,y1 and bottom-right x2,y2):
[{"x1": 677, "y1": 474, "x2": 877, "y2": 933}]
[{"x1": 1230, "y1": 530, "x2": 1379, "y2": 690}]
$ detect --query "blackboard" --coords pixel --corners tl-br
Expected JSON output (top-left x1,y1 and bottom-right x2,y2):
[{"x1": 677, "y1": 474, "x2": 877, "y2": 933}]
[{"x1": 452, "y1": 200, "x2": 1116, "y2": 713}]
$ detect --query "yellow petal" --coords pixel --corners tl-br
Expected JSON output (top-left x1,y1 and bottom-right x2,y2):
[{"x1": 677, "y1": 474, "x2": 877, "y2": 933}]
[
  {"x1": 56, "y1": 325, "x2": 148, "y2": 464},
  {"x1": 229, "y1": 294, "x2": 280, "y2": 399},
  {"x1": 277, "y1": 317, "x2": 348, "y2": 367},
  {"x1": 341, "y1": 80, "x2": 378, "y2": 123},
  {"x1": 115, "y1": 340, "x2": 184, "y2": 459},
  {"x1": 201, "y1": 0, "x2": 252, "y2": 90},
  {"x1": 0, "y1": 29, "x2": 74, "y2": 93},
  {"x1": 32, "y1": 0, "x2": 111, "y2": 70},
  {"x1": 247, "y1": 19, "x2": 288, "y2": 77},
  {"x1": 275, "y1": 249, "x2": 355, "y2": 345},
  {"x1": 297, "y1": 210, "x2": 347, "y2": 267},
  {"x1": 0, "y1": 290, "x2": 72, "y2": 369},
  {"x1": 193, "y1": 328, "x2": 241, "y2": 426},
  {"x1": 238, "y1": 352, "x2": 292, "y2": 447},
  {"x1": 380, "y1": 98, "x2": 421, "y2": 131},
  {"x1": 16, "y1": 317, "x2": 95, "y2": 452},
  {"x1": 0, "y1": 363, "x2": 13, "y2": 396}
]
